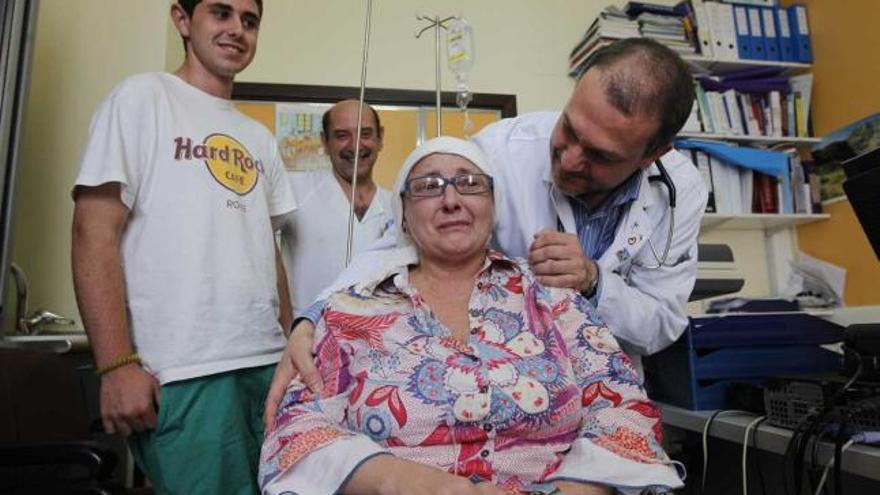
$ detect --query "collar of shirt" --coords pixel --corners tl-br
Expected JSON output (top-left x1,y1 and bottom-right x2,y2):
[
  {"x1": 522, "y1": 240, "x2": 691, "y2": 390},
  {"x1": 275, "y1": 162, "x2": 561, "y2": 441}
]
[
  {"x1": 380, "y1": 250, "x2": 519, "y2": 298},
  {"x1": 566, "y1": 170, "x2": 643, "y2": 262},
  {"x1": 569, "y1": 170, "x2": 643, "y2": 217}
]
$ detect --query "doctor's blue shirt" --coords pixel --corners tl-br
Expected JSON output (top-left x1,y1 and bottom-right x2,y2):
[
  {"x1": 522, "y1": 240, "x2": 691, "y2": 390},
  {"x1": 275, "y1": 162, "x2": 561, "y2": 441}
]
[{"x1": 569, "y1": 170, "x2": 642, "y2": 261}]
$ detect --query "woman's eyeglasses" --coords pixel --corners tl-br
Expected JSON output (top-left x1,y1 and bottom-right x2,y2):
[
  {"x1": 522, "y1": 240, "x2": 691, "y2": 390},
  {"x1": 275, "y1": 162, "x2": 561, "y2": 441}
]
[{"x1": 403, "y1": 173, "x2": 494, "y2": 197}]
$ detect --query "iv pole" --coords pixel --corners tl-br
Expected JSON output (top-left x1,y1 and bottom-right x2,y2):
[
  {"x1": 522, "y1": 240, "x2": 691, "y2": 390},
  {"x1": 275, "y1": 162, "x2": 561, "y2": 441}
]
[
  {"x1": 345, "y1": 7, "x2": 458, "y2": 265},
  {"x1": 415, "y1": 15, "x2": 455, "y2": 138},
  {"x1": 344, "y1": 0, "x2": 374, "y2": 266}
]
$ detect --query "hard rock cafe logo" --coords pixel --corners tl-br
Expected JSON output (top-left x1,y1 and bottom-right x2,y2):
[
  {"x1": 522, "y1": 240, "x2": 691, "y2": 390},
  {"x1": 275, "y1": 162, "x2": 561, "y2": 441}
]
[{"x1": 173, "y1": 134, "x2": 264, "y2": 195}]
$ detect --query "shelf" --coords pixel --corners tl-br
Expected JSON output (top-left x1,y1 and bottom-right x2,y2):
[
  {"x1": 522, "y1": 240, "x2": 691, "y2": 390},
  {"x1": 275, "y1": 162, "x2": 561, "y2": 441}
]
[
  {"x1": 678, "y1": 132, "x2": 821, "y2": 145},
  {"x1": 659, "y1": 403, "x2": 880, "y2": 481},
  {"x1": 700, "y1": 213, "x2": 830, "y2": 232},
  {"x1": 682, "y1": 54, "x2": 811, "y2": 75}
]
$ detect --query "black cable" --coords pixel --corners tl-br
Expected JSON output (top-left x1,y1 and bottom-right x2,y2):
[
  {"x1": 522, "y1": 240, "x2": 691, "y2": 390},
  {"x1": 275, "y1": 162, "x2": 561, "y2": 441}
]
[
  {"x1": 803, "y1": 413, "x2": 832, "y2": 495},
  {"x1": 785, "y1": 349, "x2": 864, "y2": 495},
  {"x1": 788, "y1": 409, "x2": 820, "y2": 495}
]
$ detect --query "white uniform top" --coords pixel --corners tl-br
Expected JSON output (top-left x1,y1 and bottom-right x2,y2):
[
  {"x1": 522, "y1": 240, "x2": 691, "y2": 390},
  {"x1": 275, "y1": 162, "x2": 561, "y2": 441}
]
[
  {"x1": 74, "y1": 73, "x2": 297, "y2": 384},
  {"x1": 473, "y1": 112, "x2": 708, "y2": 362},
  {"x1": 318, "y1": 112, "x2": 707, "y2": 368},
  {"x1": 280, "y1": 169, "x2": 392, "y2": 314}
]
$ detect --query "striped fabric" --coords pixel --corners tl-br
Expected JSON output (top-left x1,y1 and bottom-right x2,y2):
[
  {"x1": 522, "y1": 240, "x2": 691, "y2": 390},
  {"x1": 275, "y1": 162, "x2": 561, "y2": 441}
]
[{"x1": 570, "y1": 171, "x2": 641, "y2": 261}]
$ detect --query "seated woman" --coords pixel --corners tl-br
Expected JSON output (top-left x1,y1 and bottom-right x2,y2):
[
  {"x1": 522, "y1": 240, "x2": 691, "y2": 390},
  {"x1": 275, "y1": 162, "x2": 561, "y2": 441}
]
[{"x1": 259, "y1": 137, "x2": 683, "y2": 495}]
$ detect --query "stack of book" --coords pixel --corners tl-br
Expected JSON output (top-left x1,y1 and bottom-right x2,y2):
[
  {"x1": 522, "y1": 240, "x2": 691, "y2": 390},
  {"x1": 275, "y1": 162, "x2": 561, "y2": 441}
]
[
  {"x1": 568, "y1": 6, "x2": 638, "y2": 78},
  {"x1": 570, "y1": 1, "x2": 815, "y2": 76},
  {"x1": 628, "y1": 4, "x2": 698, "y2": 56},
  {"x1": 569, "y1": 3, "x2": 701, "y2": 78}
]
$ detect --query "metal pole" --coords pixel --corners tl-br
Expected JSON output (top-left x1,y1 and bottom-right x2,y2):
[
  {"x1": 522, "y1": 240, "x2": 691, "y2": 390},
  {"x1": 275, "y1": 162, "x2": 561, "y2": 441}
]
[
  {"x1": 434, "y1": 15, "x2": 442, "y2": 136},
  {"x1": 345, "y1": 0, "x2": 373, "y2": 266},
  {"x1": 415, "y1": 16, "x2": 455, "y2": 137}
]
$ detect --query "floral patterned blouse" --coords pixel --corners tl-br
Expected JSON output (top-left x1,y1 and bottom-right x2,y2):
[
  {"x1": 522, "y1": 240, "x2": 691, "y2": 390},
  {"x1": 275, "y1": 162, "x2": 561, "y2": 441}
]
[{"x1": 260, "y1": 252, "x2": 682, "y2": 494}]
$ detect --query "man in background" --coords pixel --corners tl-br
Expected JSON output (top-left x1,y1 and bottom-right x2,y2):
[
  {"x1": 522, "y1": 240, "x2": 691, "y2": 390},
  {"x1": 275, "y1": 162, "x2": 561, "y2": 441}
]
[
  {"x1": 280, "y1": 100, "x2": 392, "y2": 315},
  {"x1": 71, "y1": 1, "x2": 295, "y2": 493}
]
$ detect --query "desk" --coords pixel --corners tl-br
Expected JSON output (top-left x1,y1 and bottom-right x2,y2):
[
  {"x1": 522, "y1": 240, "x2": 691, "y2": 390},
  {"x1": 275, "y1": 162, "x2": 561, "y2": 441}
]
[{"x1": 660, "y1": 403, "x2": 880, "y2": 481}]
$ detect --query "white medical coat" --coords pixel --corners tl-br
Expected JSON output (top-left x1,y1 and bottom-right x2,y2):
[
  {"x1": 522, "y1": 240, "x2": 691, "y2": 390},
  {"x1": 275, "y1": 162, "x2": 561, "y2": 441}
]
[
  {"x1": 473, "y1": 112, "x2": 708, "y2": 361},
  {"x1": 280, "y1": 169, "x2": 392, "y2": 314}
]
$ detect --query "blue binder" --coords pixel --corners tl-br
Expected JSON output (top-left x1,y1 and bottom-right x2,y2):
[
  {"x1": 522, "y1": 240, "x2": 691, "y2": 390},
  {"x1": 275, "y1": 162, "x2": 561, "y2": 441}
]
[
  {"x1": 776, "y1": 7, "x2": 796, "y2": 62},
  {"x1": 761, "y1": 7, "x2": 781, "y2": 62},
  {"x1": 789, "y1": 4, "x2": 813, "y2": 63},
  {"x1": 732, "y1": 5, "x2": 751, "y2": 60},
  {"x1": 747, "y1": 7, "x2": 766, "y2": 60}
]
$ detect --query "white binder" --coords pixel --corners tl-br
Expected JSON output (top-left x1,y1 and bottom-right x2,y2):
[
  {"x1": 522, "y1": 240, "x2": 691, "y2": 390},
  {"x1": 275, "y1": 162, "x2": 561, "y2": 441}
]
[{"x1": 705, "y1": 1, "x2": 739, "y2": 61}]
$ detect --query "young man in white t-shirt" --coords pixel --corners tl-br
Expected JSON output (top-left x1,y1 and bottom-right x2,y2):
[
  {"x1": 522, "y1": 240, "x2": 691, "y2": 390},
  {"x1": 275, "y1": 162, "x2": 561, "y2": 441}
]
[{"x1": 71, "y1": 1, "x2": 296, "y2": 493}]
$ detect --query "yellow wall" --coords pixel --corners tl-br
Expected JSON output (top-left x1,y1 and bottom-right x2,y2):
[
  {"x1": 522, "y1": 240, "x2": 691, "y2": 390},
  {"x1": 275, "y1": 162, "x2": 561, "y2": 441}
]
[
  {"x1": 785, "y1": 0, "x2": 880, "y2": 306},
  {"x1": 240, "y1": 0, "x2": 619, "y2": 113},
  {"x1": 798, "y1": 200, "x2": 879, "y2": 306},
  {"x1": 782, "y1": 0, "x2": 880, "y2": 136},
  {"x1": 6, "y1": 0, "x2": 170, "y2": 329}
]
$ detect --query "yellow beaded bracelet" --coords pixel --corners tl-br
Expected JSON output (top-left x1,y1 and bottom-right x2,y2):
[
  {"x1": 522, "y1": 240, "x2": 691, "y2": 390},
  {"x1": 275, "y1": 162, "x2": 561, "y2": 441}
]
[{"x1": 95, "y1": 352, "x2": 141, "y2": 376}]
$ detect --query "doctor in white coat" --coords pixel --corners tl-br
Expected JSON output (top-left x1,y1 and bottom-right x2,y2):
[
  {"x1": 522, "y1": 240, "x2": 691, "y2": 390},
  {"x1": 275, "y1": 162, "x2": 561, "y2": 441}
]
[
  {"x1": 264, "y1": 38, "x2": 707, "y2": 428},
  {"x1": 477, "y1": 110, "x2": 706, "y2": 363}
]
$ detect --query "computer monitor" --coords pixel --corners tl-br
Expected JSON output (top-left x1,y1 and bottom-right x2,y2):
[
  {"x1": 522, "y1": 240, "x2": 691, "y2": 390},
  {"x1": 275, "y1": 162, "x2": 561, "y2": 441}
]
[{"x1": 842, "y1": 146, "x2": 880, "y2": 261}]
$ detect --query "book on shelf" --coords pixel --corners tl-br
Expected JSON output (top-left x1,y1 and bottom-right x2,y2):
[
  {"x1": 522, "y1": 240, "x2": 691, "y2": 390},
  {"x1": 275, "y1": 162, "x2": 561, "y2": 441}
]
[
  {"x1": 569, "y1": 2, "x2": 699, "y2": 77},
  {"x1": 570, "y1": 1, "x2": 812, "y2": 70},
  {"x1": 687, "y1": 69, "x2": 812, "y2": 140},
  {"x1": 568, "y1": 6, "x2": 638, "y2": 77},
  {"x1": 678, "y1": 144, "x2": 822, "y2": 216}
]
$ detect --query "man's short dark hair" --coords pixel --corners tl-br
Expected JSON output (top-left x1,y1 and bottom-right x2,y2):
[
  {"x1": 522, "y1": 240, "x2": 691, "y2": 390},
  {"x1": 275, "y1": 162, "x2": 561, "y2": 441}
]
[
  {"x1": 178, "y1": 0, "x2": 264, "y2": 17},
  {"x1": 579, "y1": 38, "x2": 695, "y2": 156},
  {"x1": 322, "y1": 104, "x2": 383, "y2": 138},
  {"x1": 176, "y1": 1, "x2": 264, "y2": 50}
]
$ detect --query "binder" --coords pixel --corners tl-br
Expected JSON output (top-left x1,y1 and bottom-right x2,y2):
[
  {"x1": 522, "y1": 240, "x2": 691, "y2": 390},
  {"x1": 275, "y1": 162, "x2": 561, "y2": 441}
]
[
  {"x1": 785, "y1": 92, "x2": 796, "y2": 137},
  {"x1": 776, "y1": 7, "x2": 796, "y2": 62},
  {"x1": 694, "y1": 85, "x2": 715, "y2": 134},
  {"x1": 747, "y1": 7, "x2": 766, "y2": 60},
  {"x1": 691, "y1": 0, "x2": 715, "y2": 58},
  {"x1": 722, "y1": 89, "x2": 745, "y2": 135},
  {"x1": 769, "y1": 90, "x2": 783, "y2": 137},
  {"x1": 705, "y1": 1, "x2": 738, "y2": 61},
  {"x1": 761, "y1": 7, "x2": 781, "y2": 61},
  {"x1": 738, "y1": 94, "x2": 759, "y2": 136},
  {"x1": 732, "y1": 5, "x2": 751, "y2": 60},
  {"x1": 708, "y1": 92, "x2": 732, "y2": 135},
  {"x1": 694, "y1": 151, "x2": 717, "y2": 213},
  {"x1": 788, "y1": 4, "x2": 813, "y2": 63}
]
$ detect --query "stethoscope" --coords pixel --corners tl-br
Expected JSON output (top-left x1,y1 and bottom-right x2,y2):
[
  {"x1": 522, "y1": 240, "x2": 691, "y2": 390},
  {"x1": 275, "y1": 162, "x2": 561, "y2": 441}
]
[{"x1": 555, "y1": 159, "x2": 677, "y2": 269}]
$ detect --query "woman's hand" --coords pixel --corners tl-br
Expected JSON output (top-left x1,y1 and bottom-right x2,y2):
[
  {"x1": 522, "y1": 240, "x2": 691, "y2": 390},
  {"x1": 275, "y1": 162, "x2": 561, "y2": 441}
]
[
  {"x1": 342, "y1": 455, "x2": 495, "y2": 495},
  {"x1": 263, "y1": 319, "x2": 321, "y2": 430}
]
